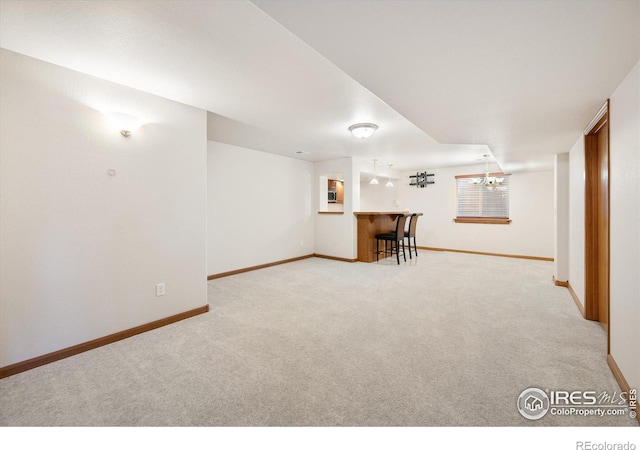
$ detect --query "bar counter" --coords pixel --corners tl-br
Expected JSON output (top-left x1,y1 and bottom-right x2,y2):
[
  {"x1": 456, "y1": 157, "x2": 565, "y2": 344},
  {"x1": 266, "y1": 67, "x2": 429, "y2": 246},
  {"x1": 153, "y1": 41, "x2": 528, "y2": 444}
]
[{"x1": 353, "y1": 211, "x2": 409, "y2": 262}]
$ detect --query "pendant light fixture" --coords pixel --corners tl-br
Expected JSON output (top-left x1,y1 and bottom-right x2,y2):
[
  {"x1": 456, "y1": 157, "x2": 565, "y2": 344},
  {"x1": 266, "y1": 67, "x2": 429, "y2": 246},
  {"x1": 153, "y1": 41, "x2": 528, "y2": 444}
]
[
  {"x1": 370, "y1": 159, "x2": 379, "y2": 185},
  {"x1": 386, "y1": 164, "x2": 394, "y2": 187},
  {"x1": 473, "y1": 154, "x2": 504, "y2": 190}
]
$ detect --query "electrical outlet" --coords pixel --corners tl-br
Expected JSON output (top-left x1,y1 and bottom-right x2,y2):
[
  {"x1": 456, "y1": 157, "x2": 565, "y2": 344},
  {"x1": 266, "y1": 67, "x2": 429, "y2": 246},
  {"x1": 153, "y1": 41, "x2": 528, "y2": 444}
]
[{"x1": 156, "y1": 283, "x2": 165, "y2": 297}]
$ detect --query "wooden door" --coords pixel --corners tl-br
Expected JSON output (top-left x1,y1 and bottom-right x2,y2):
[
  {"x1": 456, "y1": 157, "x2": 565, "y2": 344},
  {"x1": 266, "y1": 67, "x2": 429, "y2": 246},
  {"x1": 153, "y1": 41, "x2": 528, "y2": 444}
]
[
  {"x1": 596, "y1": 125, "x2": 609, "y2": 330},
  {"x1": 584, "y1": 100, "x2": 609, "y2": 336}
]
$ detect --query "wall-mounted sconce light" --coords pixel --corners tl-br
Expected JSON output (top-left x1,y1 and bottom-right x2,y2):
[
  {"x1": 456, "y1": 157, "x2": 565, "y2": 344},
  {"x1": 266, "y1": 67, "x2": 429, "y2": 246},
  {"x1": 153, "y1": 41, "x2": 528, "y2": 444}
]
[
  {"x1": 104, "y1": 112, "x2": 145, "y2": 137},
  {"x1": 349, "y1": 123, "x2": 378, "y2": 139}
]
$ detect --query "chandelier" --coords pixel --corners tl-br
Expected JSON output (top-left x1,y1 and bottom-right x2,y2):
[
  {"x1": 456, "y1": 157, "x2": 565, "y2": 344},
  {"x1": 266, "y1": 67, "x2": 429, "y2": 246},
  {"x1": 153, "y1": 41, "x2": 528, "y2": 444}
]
[{"x1": 473, "y1": 154, "x2": 504, "y2": 191}]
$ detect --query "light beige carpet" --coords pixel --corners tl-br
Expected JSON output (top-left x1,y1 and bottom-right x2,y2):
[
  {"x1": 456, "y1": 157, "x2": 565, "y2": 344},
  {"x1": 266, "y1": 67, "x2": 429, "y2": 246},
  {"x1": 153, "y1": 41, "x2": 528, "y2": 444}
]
[{"x1": 0, "y1": 251, "x2": 636, "y2": 426}]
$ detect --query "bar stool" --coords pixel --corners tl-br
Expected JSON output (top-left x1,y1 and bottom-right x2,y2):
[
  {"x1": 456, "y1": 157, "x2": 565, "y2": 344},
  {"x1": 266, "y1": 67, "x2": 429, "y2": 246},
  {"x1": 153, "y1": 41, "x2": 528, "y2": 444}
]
[
  {"x1": 375, "y1": 214, "x2": 408, "y2": 264},
  {"x1": 404, "y1": 212, "x2": 423, "y2": 259}
]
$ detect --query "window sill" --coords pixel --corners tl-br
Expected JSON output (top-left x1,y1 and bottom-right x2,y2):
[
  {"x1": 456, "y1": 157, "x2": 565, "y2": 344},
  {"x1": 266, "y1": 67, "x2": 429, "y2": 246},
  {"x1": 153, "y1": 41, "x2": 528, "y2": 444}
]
[{"x1": 454, "y1": 217, "x2": 511, "y2": 224}]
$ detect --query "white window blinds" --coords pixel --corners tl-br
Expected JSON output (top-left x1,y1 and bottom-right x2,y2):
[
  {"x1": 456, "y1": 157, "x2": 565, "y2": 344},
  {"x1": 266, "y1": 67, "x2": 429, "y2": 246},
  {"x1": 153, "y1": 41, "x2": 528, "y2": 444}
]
[{"x1": 456, "y1": 175, "x2": 510, "y2": 219}]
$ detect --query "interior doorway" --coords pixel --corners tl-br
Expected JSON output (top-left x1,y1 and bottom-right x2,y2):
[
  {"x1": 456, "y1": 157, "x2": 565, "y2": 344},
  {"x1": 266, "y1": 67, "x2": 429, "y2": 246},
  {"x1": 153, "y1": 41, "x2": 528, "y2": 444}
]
[{"x1": 584, "y1": 100, "x2": 610, "y2": 344}]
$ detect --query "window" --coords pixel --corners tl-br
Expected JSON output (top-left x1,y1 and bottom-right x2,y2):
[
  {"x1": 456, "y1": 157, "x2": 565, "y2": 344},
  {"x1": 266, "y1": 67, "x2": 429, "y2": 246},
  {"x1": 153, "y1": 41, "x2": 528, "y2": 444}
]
[{"x1": 454, "y1": 173, "x2": 511, "y2": 224}]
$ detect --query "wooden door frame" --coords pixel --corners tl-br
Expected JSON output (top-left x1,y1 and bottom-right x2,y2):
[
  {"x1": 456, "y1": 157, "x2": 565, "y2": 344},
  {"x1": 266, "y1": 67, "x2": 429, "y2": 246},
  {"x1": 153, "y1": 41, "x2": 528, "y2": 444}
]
[{"x1": 583, "y1": 99, "x2": 610, "y2": 353}]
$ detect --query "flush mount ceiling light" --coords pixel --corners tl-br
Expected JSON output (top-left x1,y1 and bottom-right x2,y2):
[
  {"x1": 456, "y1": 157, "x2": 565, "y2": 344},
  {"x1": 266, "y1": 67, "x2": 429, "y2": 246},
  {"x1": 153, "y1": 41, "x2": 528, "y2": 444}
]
[
  {"x1": 370, "y1": 159, "x2": 379, "y2": 185},
  {"x1": 349, "y1": 123, "x2": 378, "y2": 139}
]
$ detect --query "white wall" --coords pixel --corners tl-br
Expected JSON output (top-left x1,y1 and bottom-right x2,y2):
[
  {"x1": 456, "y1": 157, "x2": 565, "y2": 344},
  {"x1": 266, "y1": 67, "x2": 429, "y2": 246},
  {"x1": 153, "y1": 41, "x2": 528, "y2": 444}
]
[
  {"x1": 359, "y1": 176, "x2": 402, "y2": 212},
  {"x1": 566, "y1": 61, "x2": 639, "y2": 392},
  {"x1": 314, "y1": 158, "x2": 356, "y2": 259},
  {"x1": 608, "y1": 61, "x2": 640, "y2": 391},
  {"x1": 554, "y1": 153, "x2": 570, "y2": 282},
  {"x1": 207, "y1": 141, "x2": 314, "y2": 274},
  {"x1": 361, "y1": 164, "x2": 555, "y2": 258},
  {"x1": 0, "y1": 50, "x2": 207, "y2": 367}
]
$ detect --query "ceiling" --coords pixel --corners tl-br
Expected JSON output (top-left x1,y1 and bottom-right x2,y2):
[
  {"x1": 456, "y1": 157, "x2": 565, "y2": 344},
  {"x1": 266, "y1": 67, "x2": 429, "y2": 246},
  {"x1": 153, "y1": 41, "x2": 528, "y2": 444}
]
[{"x1": 1, "y1": 0, "x2": 638, "y2": 173}]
